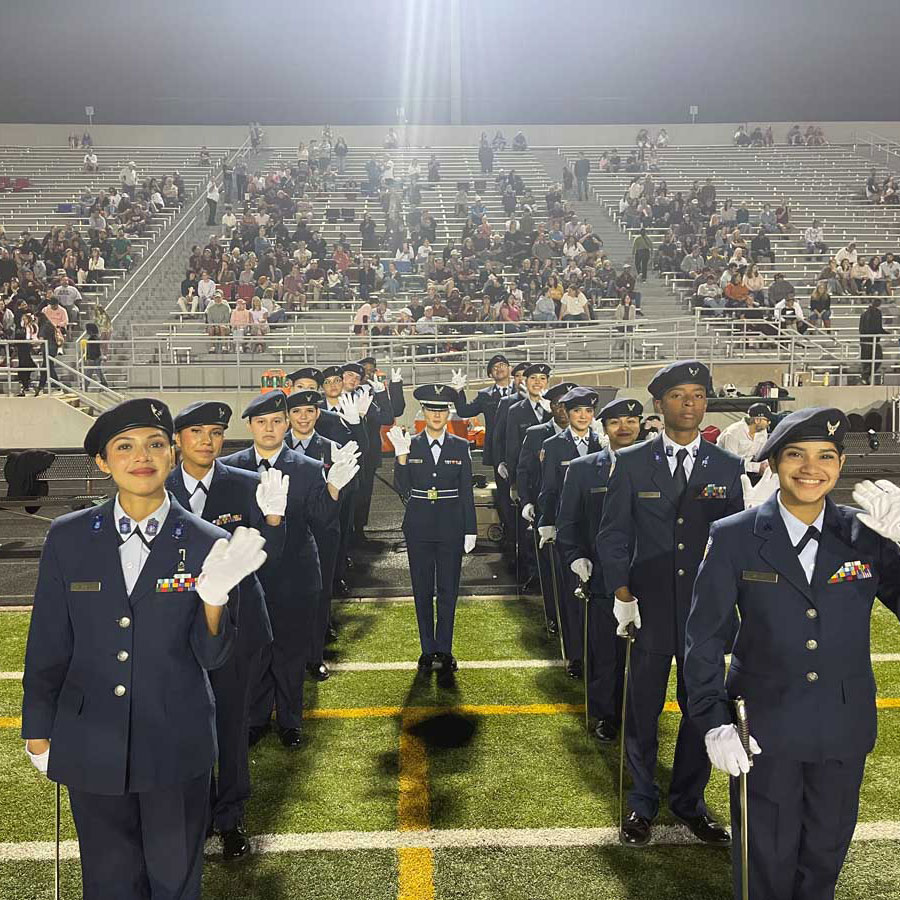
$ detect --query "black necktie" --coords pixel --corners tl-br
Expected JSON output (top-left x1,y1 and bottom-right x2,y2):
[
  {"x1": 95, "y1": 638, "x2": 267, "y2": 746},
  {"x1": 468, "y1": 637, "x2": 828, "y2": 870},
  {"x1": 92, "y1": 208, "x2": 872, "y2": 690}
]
[
  {"x1": 119, "y1": 526, "x2": 151, "y2": 550},
  {"x1": 191, "y1": 482, "x2": 207, "y2": 497},
  {"x1": 794, "y1": 525, "x2": 820, "y2": 555},
  {"x1": 259, "y1": 459, "x2": 271, "y2": 470},
  {"x1": 673, "y1": 448, "x2": 688, "y2": 497}
]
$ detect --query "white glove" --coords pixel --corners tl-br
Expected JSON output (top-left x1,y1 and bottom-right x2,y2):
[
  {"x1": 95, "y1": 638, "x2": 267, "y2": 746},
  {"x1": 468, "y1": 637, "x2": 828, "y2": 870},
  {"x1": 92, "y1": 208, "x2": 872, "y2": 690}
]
[
  {"x1": 571, "y1": 557, "x2": 593, "y2": 582},
  {"x1": 355, "y1": 392, "x2": 373, "y2": 417},
  {"x1": 705, "y1": 724, "x2": 762, "y2": 777},
  {"x1": 255, "y1": 467, "x2": 289, "y2": 518},
  {"x1": 497, "y1": 462, "x2": 509, "y2": 480},
  {"x1": 337, "y1": 392, "x2": 361, "y2": 425},
  {"x1": 25, "y1": 743, "x2": 49, "y2": 775},
  {"x1": 333, "y1": 440, "x2": 361, "y2": 466},
  {"x1": 450, "y1": 368, "x2": 467, "y2": 391},
  {"x1": 370, "y1": 377, "x2": 386, "y2": 393},
  {"x1": 391, "y1": 368, "x2": 402, "y2": 383},
  {"x1": 853, "y1": 479, "x2": 900, "y2": 543},
  {"x1": 613, "y1": 596, "x2": 642, "y2": 637},
  {"x1": 327, "y1": 455, "x2": 360, "y2": 491},
  {"x1": 386, "y1": 425, "x2": 412, "y2": 456},
  {"x1": 590, "y1": 419, "x2": 611, "y2": 448},
  {"x1": 538, "y1": 396, "x2": 552, "y2": 413},
  {"x1": 464, "y1": 534, "x2": 476, "y2": 553},
  {"x1": 521, "y1": 502, "x2": 535, "y2": 523},
  {"x1": 197, "y1": 527, "x2": 268, "y2": 606},
  {"x1": 741, "y1": 468, "x2": 779, "y2": 510},
  {"x1": 538, "y1": 525, "x2": 556, "y2": 548}
]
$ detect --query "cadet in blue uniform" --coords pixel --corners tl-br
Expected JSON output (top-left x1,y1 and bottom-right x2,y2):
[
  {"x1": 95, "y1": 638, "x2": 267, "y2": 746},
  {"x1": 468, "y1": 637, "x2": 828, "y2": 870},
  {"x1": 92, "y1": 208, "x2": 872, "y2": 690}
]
[
  {"x1": 557, "y1": 396, "x2": 643, "y2": 742},
  {"x1": 686, "y1": 408, "x2": 900, "y2": 900},
  {"x1": 166, "y1": 401, "x2": 285, "y2": 860},
  {"x1": 220, "y1": 392, "x2": 357, "y2": 748},
  {"x1": 518, "y1": 382, "x2": 577, "y2": 636},
  {"x1": 286, "y1": 389, "x2": 360, "y2": 679},
  {"x1": 538, "y1": 387, "x2": 605, "y2": 676},
  {"x1": 287, "y1": 366, "x2": 364, "y2": 451},
  {"x1": 387, "y1": 385, "x2": 477, "y2": 676},
  {"x1": 452, "y1": 354, "x2": 516, "y2": 547},
  {"x1": 22, "y1": 398, "x2": 266, "y2": 899},
  {"x1": 598, "y1": 360, "x2": 743, "y2": 847}
]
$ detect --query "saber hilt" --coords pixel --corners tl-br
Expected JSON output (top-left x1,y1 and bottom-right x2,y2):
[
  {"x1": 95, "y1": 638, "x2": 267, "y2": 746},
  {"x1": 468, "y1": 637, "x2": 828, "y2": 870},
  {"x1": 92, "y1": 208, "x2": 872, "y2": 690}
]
[
  {"x1": 734, "y1": 696, "x2": 753, "y2": 769},
  {"x1": 573, "y1": 580, "x2": 589, "y2": 603}
]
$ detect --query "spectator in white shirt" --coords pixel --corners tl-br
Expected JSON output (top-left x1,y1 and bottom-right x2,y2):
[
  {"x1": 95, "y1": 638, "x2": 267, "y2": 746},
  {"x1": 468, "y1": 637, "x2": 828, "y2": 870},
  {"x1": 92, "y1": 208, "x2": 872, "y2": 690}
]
[
  {"x1": 119, "y1": 161, "x2": 138, "y2": 195},
  {"x1": 717, "y1": 405, "x2": 771, "y2": 474},
  {"x1": 53, "y1": 277, "x2": 82, "y2": 324},
  {"x1": 560, "y1": 284, "x2": 590, "y2": 321},
  {"x1": 83, "y1": 151, "x2": 98, "y2": 172},
  {"x1": 834, "y1": 241, "x2": 858, "y2": 268},
  {"x1": 774, "y1": 295, "x2": 808, "y2": 333},
  {"x1": 221, "y1": 205, "x2": 237, "y2": 238},
  {"x1": 804, "y1": 220, "x2": 829, "y2": 260},
  {"x1": 196, "y1": 271, "x2": 217, "y2": 308},
  {"x1": 880, "y1": 253, "x2": 900, "y2": 293}
]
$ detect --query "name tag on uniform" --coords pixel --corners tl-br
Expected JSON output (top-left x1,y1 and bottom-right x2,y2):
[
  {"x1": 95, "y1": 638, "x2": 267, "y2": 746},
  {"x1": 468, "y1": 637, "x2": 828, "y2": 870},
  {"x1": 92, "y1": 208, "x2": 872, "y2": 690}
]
[
  {"x1": 828, "y1": 561, "x2": 873, "y2": 583},
  {"x1": 638, "y1": 491, "x2": 661, "y2": 499},
  {"x1": 70, "y1": 581, "x2": 101, "y2": 592},
  {"x1": 409, "y1": 458, "x2": 424, "y2": 464},
  {"x1": 697, "y1": 484, "x2": 728, "y2": 499},
  {"x1": 156, "y1": 574, "x2": 197, "y2": 592},
  {"x1": 741, "y1": 570, "x2": 778, "y2": 583},
  {"x1": 561, "y1": 460, "x2": 570, "y2": 467},
  {"x1": 213, "y1": 513, "x2": 242, "y2": 527},
  {"x1": 444, "y1": 459, "x2": 461, "y2": 465},
  {"x1": 590, "y1": 487, "x2": 608, "y2": 494}
]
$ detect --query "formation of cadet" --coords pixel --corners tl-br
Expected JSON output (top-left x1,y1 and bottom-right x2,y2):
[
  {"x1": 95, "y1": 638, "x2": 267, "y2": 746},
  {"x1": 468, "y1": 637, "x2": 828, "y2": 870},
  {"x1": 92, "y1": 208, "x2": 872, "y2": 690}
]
[{"x1": 20, "y1": 356, "x2": 900, "y2": 900}]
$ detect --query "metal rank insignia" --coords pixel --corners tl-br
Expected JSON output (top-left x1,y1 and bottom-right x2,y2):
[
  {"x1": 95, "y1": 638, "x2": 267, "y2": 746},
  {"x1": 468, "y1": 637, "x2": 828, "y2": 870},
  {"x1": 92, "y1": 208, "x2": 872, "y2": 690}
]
[
  {"x1": 119, "y1": 516, "x2": 132, "y2": 534},
  {"x1": 156, "y1": 574, "x2": 196, "y2": 592},
  {"x1": 828, "y1": 560, "x2": 873, "y2": 583},
  {"x1": 177, "y1": 548, "x2": 187, "y2": 573},
  {"x1": 427, "y1": 487, "x2": 439, "y2": 501},
  {"x1": 698, "y1": 484, "x2": 727, "y2": 499},
  {"x1": 145, "y1": 518, "x2": 159, "y2": 536},
  {"x1": 213, "y1": 513, "x2": 243, "y2": 527}
]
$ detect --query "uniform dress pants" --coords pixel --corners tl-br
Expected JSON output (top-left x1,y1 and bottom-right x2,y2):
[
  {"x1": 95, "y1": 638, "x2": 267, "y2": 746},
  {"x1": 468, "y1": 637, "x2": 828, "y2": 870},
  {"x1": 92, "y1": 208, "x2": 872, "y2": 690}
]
[
  {"x1": 625, "y1": 646, "x2": 711, "y2": 820},
  {"x1": 353, "y1": 456, "x2": 378, "y2": 537},
  {"x1": 69, "y1": 771, "x2": 210, "y2": 900},
  {"x1": 407, "y1": 538, "x2": 463, "y2": 655},
  {"x1": 493, "y1": 466, "x2": 514, "y2": 549},
  {"x1": 209, "y1": 647, "x2": 262, "y2": 831},
  {"x1": 553, "y1": 550, "x2": 583, "y2": 661},
  {"x1": 534, "y1": 528, "x2": 557, "y2": 625},
  {"x1": 585, "y1": 593, "x2": 625, "y2": 721},
  {"x1": 729, "y1": 754, "x2": 865, "y2": 900}
]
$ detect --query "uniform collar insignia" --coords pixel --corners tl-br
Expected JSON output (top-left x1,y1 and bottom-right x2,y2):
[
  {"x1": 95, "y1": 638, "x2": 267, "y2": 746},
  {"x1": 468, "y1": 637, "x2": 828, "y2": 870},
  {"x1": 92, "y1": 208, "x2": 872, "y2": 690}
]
[
  {"x1": 91, "y1": 513, "x2": 103, "y2": 532},
  {"x1": 145, "y1": 518, "x2": 159, "y2": 536},
  {"x1": 826, "y1": 420, "x2": 839, "y2": 436},
  {"x1": 173, "y1": 520, "x2": 185, "y2": 540},
  {"x1": 118, "y1": 516, "x2": 132, "y2": 534}
]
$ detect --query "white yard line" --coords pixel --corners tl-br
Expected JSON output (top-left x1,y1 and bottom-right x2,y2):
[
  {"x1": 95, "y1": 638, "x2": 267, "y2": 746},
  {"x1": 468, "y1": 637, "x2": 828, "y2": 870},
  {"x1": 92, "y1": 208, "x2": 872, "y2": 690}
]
[{"x1": 2, "y1": 821, "x2": 899, "y2": 862}]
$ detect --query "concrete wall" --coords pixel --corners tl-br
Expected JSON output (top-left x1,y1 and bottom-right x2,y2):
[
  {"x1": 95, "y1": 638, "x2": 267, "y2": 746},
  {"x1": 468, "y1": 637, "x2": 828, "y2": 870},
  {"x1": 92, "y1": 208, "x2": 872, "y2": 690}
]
[{"x1": 2, "y1": 121, "x2": 899, "y2": 149}]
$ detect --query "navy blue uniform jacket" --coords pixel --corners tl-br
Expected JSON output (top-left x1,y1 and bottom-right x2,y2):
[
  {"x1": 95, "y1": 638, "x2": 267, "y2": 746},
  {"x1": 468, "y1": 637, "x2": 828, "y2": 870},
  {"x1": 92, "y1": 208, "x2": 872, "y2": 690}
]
[
  {"x1": 504, "y1": 398, "x2": 551, "y2": 489},
  {"x1": 490, "y1": 392, "x2": 521, "y2": 473},
  {"x1": 516, "y1": 421, "x2": 556, "y2": 509},
  {"x1": 597, "y1": 435, "x2": 743, "y2": 655},
  {"x1": 166, "y1": 460, "x2": 277, "y2": 657},
  {"x1": 219, "y1": 445, "x2": 337, "y2": 598},
  {"x1": 314, "y1": 405, "x2": 366, "y2": 450},
  {"x1": 394, "y1": 432, "x2": 477, "y2": 542},
  {"x1": 22, "y1": 498, "x2": 236, "y2": 795},
  {"x1": 686, "y1": 495, "x2": 900, "y2": 762},
  {"x1": 557, "y1": 449, "x2": 614, "y2": 596},
  {"x1": 538, "y1": 430, "x2": 603, "y2": 527},
  {"x1": 455, "y1": 385, "x2": 507, "y2": 468}
]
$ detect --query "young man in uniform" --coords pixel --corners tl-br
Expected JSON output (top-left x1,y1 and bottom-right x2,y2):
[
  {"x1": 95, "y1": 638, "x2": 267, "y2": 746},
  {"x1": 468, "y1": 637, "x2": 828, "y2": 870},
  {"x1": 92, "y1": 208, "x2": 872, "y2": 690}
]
[
  {"x1": 220, "y1": 392, "x2": 357, "y2": 748},
  {"x1": 518, "y1": 382, "x2": 577, "y2": 637},
  {"x1": 286, "y1": 389, "x2": 360, "y2": 678},
  {"x1": 387, "y1": 385, "x2": 477, "y2": 680},
  {"x1": 598, "y1": 360, "x2": 744, "y2": 847},
  {"x1": 557, "y1": 396, "x2": 643, "y2": 742},
  {"x1": 538, "y1": 387, "x2": 605, "y2": 677},
  {"x1": 23, "y1": 398, "x2": 266, "y2": 898},
  {"x1": 167, "y1": 401, "x2": 286, "y2": 860},
  {"x1": 687, "y1": 408, "x2": 900, "y2": 900}
]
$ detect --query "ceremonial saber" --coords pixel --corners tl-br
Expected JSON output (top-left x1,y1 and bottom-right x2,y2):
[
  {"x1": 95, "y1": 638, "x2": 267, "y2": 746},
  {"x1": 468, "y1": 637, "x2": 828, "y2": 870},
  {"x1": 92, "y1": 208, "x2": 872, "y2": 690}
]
[
  {"x1": 530, "y1": 519, "x2": 550, "y2": 632},
  {"x1": 546, "y1": 542, "x2": 567, "y2": 661},
  {"x1": 55, "y1": 781, "x2": 61, "y2": 900},
  {"x1": 574, "y1": 578, "x2": 590, "y2": 734},
  {"x1": 734, "y1": 697, "x2": 752, "y2": 900},
  {"x1": 618, "y1": 622, "x2": 636, "y2": 838}
]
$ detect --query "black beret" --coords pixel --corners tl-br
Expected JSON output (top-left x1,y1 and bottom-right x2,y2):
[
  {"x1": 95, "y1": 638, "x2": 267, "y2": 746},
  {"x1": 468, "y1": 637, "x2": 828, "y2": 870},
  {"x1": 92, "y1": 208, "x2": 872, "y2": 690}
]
[
  {"x1": 747, "y1": 402, "x2": 773, "y2": 420},
  {"x1": 357, "y1": 356, "x2": 376, "y2": 367},
  {"x1": 544, "y1": 381, "x2": 578, "y2": 403},
  {"x1": 173, "y1": 401, "x2": 232, "y2": 432},
  {"x1": 486, "y1": 353, "x2": 510, "y2": 376},
  {"x1": 560, "y1": 386, "x2": 599, "y2": 410},
  {"x1": 512, "y1": 362, "x2": 529, "y2": 376},
  {"x1": 414, "y1": 383, "x2": 458, "y2": 409},
  {"x1": 647, "y1": 360, "x2": 712, "y2": 399},
  {"x1": 523, "y1": 363, "x2": 552, "y2": 378},
  {"x1": 599, "y1": 397, "x2": 644, "y2": 420},
  {"x1": 321, "y1": 365, "x2": 344, "y2": 381},
  {"x1": 754, "y1": 407, "x2": 849, "y2": 462},
  {"x1": 286, "y1": 389, "x2": 323, "y2": 410},
  {"x1": 341, "y1": 362, "x2": 364, "y2": 377},
  {"x1": 241, "y1": 391, "x2": 287, "y2": 419},
  {"x1": 84, "y1": 398, "x2": 174, "y2": 456},
  {"x1": 287, "y1": 367, "x2": 323, "y2": 385}
]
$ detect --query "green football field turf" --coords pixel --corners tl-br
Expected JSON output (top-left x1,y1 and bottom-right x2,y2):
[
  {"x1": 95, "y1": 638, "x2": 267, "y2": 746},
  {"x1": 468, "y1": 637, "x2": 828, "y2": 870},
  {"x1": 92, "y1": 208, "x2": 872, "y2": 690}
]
[{"x1": 1, "y1": 594, "x2": 899, "y2": 899}]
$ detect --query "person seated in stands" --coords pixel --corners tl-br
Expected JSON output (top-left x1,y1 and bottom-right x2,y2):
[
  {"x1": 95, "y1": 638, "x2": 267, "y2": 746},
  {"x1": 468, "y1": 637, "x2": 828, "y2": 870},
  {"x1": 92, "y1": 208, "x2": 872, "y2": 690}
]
[
  {"x1": 697, "y1": 274, "x2": 725, "y2": 314},
  {"x1": 196, "y1": 269, "x2": 216, "y2": 308},
  {"x1": 757, "y1": 203, "x2": 778, "y2": 233},
  {"x1": 230, "y1": 297, "x2": 250, "y2": 352},
  {"x1": 52, "y1": 275, "x2": 81, "y2": 324},
  {"x1": 808, "y1": 282, "x2": 832, "y2": 331},
  {"x1": 786, "y1": 124, "x2": 803, "y2": 145},
  {"x1": 728, "y1": 246, "x2": 749, "y2": 272},
  {"x1": 804, "y1": 220, "x2": 828, "y2": 260},
  {"x1": 749, "y1": 126, "x2": 765, "y2": 147},
  {"x1": 733, "y1": 124, "x2": 751, "y2": 147},
  {"x1": 384, "y1": 127, "x2": 399, "y2": 149},
  {"x1": 743, "y1": 263, "x2": 766, "y2": 305},
  {"x1": 655, "y1": 128, "x2": 670, "y2": 148},
  {"x1": 869, "y1": 256, "x2": 888, "y2": 295},
  {"x1": 609, "y1": 148, "x2": 621, "y2": 172},
  {"x1": 866, "y1": 169, "x2": 882, "y2": 203},
  {"x1": 83, "y1": 150, "x2": 98, "y2": 172},
  {"x1": 774, "y1": 291, "x2": 808, "y2": 333},
  {"x1": 725, "y1": 272, "x2": 753, "y2": 308},
  {"x1": 879, "y1": 252, "x2": 900, "y2": 294},
  {"x1": 750, "y1": 227, "x2": 774, "y2": 264},
  {"x1": 616, "y1": 264, "x2": 641, "y2": 311},
  {"x1": 882, "y1": 177, "x2": 899, "y2": 205},
  {"x1": 81, "y1": 132, "x2": 92, "y2": 148},
  {"x1": 199, "y1": 146, "x2": 211, "y2": 166},
  {"x1": 492, "y1": 130, "x2": 507, "y2": 151},
  {"x1": 512, "y1": 131, "x2": 527, "y2": 151},
  {"x1": 851, "y1": 256, "x2": 874, "y2": 295},
  {"x1": 681, "y1": 246, "x2": 706, "y2": 278},
  {"x1": 427, "y1": 154, "x2": 441, "y2": 182},
  {"x1": 765, "y1": 271, "x2": 792, "y2": 309},
  {"x1": 205, "y1": 289, "x2": 231, "y2": 352}
]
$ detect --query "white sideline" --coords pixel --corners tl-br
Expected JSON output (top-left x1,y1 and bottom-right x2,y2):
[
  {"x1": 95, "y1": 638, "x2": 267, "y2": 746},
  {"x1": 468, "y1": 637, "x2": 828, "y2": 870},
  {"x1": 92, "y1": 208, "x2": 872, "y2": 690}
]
[{"x1": 3, "y1": 821, "x2": 900, "y2": 862}]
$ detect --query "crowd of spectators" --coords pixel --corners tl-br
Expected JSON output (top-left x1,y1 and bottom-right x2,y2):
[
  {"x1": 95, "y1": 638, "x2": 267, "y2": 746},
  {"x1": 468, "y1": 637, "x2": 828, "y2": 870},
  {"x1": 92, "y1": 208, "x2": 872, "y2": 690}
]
[{"x1": 732, "y1": 124, "x2": 827, "y2": 147}]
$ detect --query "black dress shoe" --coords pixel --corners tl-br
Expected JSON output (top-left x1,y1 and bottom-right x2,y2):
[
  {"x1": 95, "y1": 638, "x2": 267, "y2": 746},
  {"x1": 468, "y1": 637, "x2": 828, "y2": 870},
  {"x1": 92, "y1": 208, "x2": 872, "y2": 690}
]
[
  {"x1": 417, "y1": 653, "x2": 436, "y2": 672},
  {"x1": 278, "y1": 727, "x2": 303, "y2": 749},
  {"x1": 674, "y1": 813, "x2": 731, "y2": 845},
  {"x1": 546, "y1": 619, "x2": 558, "y2": 636},
  {"x1": 436, "y1": 652, "x2": 458, "y2": 672},
  {"x1": 593, "y1": 718, "x2": 618, "y2": 743},
  {"x1": 307, "y1": 662, "x2": 330, "y2": 681},
  {"x1": 326, "y1": 625, "x2": 339, "y2": 643},
  {"x1": 248, "y1": 723, "x2": 269, "y2": 747},
  {"x1": 221, "y1": 824, "x2": 251, "y2": 860},
  {"x1": 566, "y1": 659, "x2": 583, "y2": 679},
  {"x1": 620, "y1": 811, "x2": 652, "y2": 847}
]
